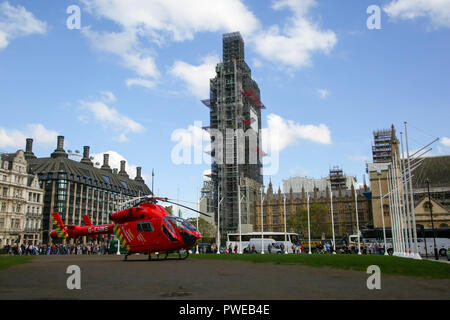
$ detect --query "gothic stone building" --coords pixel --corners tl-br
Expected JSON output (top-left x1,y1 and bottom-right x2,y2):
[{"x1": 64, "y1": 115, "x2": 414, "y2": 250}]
[{"x1": 254, "y1": 182, "x2": 372, "y2": 239}]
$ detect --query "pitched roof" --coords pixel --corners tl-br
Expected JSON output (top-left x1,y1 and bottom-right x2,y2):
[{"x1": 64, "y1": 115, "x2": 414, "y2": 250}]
[
  {"x1": 27, "y1": 156, "x2": 151, "y2": 195},
  {"x1": 411, "y1": 155, "x2": 450, "y2": 189}
]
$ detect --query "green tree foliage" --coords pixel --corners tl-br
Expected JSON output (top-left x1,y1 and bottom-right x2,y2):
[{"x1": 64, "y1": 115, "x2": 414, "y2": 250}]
[
  {"x1": 287, "y1": 204, "x2": 331, "y2": 239},
  {"x1": 187, "y1": 217, "x2": 216, "y2": 239},
  {"x1": 164, "y1": 206, "x2": 173, "y2": 214}
]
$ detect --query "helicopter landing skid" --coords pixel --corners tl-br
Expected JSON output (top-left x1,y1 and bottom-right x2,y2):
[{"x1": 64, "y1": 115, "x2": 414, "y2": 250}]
[{"x1": 125, "y1": 251, "x2": 189, "y2": 261}]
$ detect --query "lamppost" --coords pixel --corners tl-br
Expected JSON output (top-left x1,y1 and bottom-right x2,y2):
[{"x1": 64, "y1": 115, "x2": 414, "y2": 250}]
[
  {"x1": 216, "y1": 183, "x2": 223, "y2": 255},
  {"x1": 426, "y1": 178, "x2": 438, "y2": 260},
  {"x1": 260, "y1": 185, "x2": 265, "y2": 254},
  {"x1": 238, "y1": 183, "x2": 245, "y2": 254}
]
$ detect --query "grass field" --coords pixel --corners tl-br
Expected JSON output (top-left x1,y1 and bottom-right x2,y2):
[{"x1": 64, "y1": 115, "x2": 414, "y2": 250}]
[
  {"x1": 190, "y1": 253, "x2": 450, "y2": 279},
  {"x1": 0, "y1": 256, "x2": 33, "y2": 270}
]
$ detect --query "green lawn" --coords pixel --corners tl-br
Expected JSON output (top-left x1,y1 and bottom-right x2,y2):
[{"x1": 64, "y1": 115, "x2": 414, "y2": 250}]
[
  {"x1": 0, "y1": 256, "x2": 33, "y2": 271},
  {"x1": 190, "y1": 254, "x2": 450, "y2": 279}
]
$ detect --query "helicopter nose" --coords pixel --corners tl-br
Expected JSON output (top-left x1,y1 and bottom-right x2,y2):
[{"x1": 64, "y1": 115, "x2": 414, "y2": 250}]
[{"x1": 179, "y1": 231, "x2": 199, "y2": 247}]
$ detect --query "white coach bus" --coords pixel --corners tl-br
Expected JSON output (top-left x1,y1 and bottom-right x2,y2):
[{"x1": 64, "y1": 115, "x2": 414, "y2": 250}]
[{"x1": 226, "y1": 232, "x2": 299, "y2": 253}]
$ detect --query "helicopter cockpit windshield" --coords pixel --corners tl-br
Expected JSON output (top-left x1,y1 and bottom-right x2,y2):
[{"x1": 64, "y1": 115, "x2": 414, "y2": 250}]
[{"x1": 165, "y1": 216, "x2": 197, "y2": 232}]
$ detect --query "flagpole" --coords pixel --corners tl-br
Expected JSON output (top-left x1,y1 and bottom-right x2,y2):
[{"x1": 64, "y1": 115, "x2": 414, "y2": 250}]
[
  {"x1": 307, "y1": 192, "x2": 311, "y2": 254},
  {"x1": 196, "y1": 187, "x2": 199, "y2": 254},
  {"x1": 152, "y1": 168, "x2": 155, "y2": 195},
  {"x1": 404, "y1": 122, "x2": 421, "y2": 259},
  {"x1": 283, "y1": 194, "x2": 288, "y2": 254},
  {"x1": 329, "y1": 182, "x2": 336, "y2": 254},
  {"x1": 353, "y1": 180, "x2": 361, "y2": 255}
]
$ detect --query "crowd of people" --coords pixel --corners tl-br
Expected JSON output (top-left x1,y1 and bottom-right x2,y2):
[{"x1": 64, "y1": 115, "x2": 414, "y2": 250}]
[
  {"x1": 2, "y1": 243, "x2": 112, "y2": 256},
  {"x1": 2, "y1": 240, "x2": 388, "y2": 256},
  {"x1": 199, "y1": 241, "x2": 387, "y2": 255}
]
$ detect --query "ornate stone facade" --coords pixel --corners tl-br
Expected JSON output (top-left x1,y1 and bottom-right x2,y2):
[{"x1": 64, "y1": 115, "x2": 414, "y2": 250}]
[{"x1": 0, "y1": 150, "x2": 44, "y2": 246}]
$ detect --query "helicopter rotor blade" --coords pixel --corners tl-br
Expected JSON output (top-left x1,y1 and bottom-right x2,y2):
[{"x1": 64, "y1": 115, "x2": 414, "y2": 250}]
[
  {"x1": 161, "y1": 199, "x2": 211, "y2": 218},
  {"x1": 119, "y1": 194, "x2": 212, "y2": 218}
]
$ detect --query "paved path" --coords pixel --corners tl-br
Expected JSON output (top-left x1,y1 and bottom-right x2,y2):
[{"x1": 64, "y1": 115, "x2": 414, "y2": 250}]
[{"x1": 0, "y1": 255, "x2": 449, "y2": 300}]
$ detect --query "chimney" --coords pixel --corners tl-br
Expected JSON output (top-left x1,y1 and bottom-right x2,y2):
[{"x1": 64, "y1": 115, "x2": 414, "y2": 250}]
[
  {"x1": 113, "y1": 168, "x2": 118, "y2": 175},
  {"x1": 101, "y1": 153, "x2": 112, "y2": 172},
  {"x1": 80, "y1": 146, "x2": 93, "y2": 166},
  {"x1": 119, "y1": 160, "x2": 129, "y2": 178},
  {"x1": 135, "y1": 167, "x2": 144, "y2": 182},
  {"x1": 24, "y1": 138, "x2": 36, "y2": 160},
  {"x1": 50, "y1": 136, "x2": 68, "y2": 159}
]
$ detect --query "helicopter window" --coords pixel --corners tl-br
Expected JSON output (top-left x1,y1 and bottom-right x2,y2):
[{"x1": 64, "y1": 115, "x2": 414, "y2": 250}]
[
  {"x1": 162, "y1": 217, "x2": 179, "y2": 242},
  {"x1": 165, "y1": 216, "x2": 197, "y2": 232},
  {"x1": 137, "y1": 221, "x2": 154, "y2": 233}
]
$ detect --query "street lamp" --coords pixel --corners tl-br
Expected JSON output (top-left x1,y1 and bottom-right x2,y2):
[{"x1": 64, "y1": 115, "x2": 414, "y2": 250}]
[
  {"x1": 238, "y1": 183, "x2": 245, "y2": 254},
  {"x1": 260, "y1": 185, "x2": 265, "y2": 254},
  {"x1": 216, "y1": 183, "x2": 223, "y2": 255}
]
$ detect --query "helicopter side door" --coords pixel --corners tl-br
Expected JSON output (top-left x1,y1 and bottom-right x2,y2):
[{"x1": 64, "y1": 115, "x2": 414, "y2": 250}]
[{"x1": 128, "y1": 220, "x2": 158, "y2": 252}]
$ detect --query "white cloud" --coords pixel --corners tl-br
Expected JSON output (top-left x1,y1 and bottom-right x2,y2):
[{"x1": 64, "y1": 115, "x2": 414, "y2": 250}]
[
  {"x1": 80, "y1": 0, "x2": 336, "y2": 91},
  {"x1": 170, "y1": 55, "x2": 219, "y2": 99},
  {"x1": 125, "y1": 78, "x2": 155, "y2": 89},
  {"x1": 91, "y1": 150, "x2": 150, "y2": 182},
  {"x1": 81, "y1": 0, "x2": 260, "y2": 41},
  {"x1": 251, "y1": 0, "x2": 337, "y2": 68},
  {"x1": 261, "y1": 113, "x2": 331, "y2": 153},
  {"x1": 384, "y1": 0, "x2": 450, "y2": 28},
  {"x1": 79, "y1": 92, "x2": 145, "y2": 142},
  {"x1": 80, "y1": 0, "x2": 259, "y2": 84},
  {"x1": 0, "y1": 2, "x2": 47, "y2": 50},
  {"x1": 82, "y1": 28, "x2": 160, "y2": 79},
  {"x1": 0, "y1": 124, "x2": 58, "y2": 149},
  {"x1": 317, "y1": 88, "x2": 330, "y2": 99},
  {"x1": 441, "y1": 137, "x2": 450, "y2": 147}
]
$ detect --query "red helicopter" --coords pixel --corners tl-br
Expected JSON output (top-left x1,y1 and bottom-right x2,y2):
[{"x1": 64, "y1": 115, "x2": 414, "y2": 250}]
[{"x1": 50, "y1": 196, "x2": 209, "y2": 261}]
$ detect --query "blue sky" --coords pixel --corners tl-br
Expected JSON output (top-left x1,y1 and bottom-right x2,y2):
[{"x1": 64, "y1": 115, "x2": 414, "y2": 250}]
[{"x1": 1, "y1": 0, "x2": 450, "y2": 218}]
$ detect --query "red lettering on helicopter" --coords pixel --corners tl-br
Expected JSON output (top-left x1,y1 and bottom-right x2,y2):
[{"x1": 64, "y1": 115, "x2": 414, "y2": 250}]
[{"x1": 88, "y1": 226, "x2": 108, "y2": 233}]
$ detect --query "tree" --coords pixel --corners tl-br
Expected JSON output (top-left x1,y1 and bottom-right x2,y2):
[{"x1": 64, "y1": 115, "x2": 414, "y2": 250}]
[
  {"x1": 287, "y1": 204, "x2": 331, "y2": 239},
  {"x1": 164, "y1": 206, "x2": 173, "y2": 215},
  {"x1": 187, "y1": 217, "x2": 216, "y2": 240}
]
